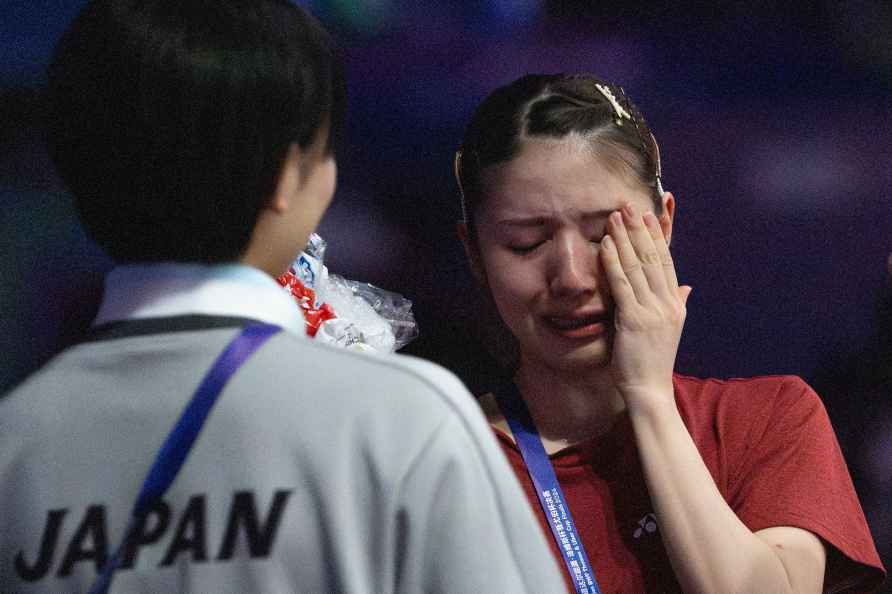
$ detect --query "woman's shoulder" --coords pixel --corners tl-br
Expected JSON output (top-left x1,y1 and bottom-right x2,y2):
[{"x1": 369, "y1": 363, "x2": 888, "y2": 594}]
[
  {"x1": 673, "y1": 372, "x2": 818, "y2": 406},
  {"x1": 672, "y1": 373, "x2": 828, "y2": 435}
]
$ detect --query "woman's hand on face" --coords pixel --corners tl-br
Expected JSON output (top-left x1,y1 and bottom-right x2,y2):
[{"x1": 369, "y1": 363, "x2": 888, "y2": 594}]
[{"x1": 600, "y1": 202, "x2": 692, "y2": 408}]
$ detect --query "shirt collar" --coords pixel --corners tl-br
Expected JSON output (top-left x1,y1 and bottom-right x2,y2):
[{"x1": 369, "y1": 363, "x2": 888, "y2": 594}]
[{"x1": 93, "y1": 263, "x2": 306, "y2": 337}]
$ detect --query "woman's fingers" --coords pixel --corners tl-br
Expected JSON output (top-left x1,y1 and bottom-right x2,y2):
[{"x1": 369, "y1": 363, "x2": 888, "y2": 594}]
[
  {"x1": 643, "y1": 211, "x2": 680, "y2": 293},
  {"x1": 607, "y1": 209, "x2": 651, "y2": 304},
  {"x1": 606, "y1": 204, "x2": 663, "y2": 304},
  {"x1": 604, "y1": 202, "x2": 690, "y2": 311},
  {"x1": 599, "y1": 234, "x2": 638, "y2": 309},
  {"x1": 622, "y1": 204, "x2": 672, "y2": 299}
]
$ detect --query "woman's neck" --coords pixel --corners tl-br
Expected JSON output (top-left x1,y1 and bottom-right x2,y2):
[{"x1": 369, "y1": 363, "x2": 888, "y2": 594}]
[{"x1": 508, "y1": 359, "x2": 627, "y2": 454}]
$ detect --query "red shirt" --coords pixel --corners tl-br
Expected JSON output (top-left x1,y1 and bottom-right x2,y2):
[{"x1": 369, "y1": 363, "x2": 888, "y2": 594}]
[{"x1": 495, "y1": 374, "x2": 886, "y2": 593}]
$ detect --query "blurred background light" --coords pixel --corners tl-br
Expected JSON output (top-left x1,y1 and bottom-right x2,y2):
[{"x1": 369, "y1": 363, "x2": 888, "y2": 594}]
[{"x1": 308, "y1": 0, "x2": 399, "y2": 35}]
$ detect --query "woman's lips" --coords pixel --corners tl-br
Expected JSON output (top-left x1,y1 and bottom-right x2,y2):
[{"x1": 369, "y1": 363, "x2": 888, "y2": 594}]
[{"x1": 545, "y1": 315, "x2": 608, "y2": 339}]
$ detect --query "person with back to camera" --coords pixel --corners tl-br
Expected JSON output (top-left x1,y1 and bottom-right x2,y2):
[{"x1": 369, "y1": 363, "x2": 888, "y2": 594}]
[
  {"x1": 0, "y1": 2, "x2": 567, "y2": 592},
  {"x1": 454, "y1": 73, "x2": 886, "y2": 593}
]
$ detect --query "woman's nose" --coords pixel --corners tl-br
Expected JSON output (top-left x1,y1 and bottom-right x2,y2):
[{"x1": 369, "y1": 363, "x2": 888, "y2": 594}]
[{"x1": 548, "y1": 235, "x2": 598, "y2": 297}]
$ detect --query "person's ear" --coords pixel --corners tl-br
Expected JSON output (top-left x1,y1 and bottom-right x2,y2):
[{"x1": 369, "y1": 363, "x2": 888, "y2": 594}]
[
  {"x1": 660, "y1": 191, "x2": 675, "y2": 246},
  {"x1": 268, "y1": 144, "x2": 303, "y2": 214},
  {"x1": 457, "y1": 221, "x2": 487, "y2": 287}
]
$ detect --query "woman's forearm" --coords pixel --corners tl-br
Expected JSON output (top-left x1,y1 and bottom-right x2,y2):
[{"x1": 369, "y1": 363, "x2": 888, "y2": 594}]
[{"x1": 626, "y1": 393, "x2": 824, "y2": 594}]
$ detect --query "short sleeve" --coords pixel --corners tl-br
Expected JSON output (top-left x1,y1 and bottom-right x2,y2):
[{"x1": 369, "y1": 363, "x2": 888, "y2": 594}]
[
  {"x1": 728, "y1": 377, "x2": 885, "y2": 593},
  {"x1": 393, "y1": 413, "x2": 567, "y2": 594}
]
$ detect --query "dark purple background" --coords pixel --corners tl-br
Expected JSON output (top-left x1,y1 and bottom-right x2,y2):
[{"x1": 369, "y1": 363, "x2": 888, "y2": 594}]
[{"x1": 2, "y1": 0, "x2": 890, "y2": 579}]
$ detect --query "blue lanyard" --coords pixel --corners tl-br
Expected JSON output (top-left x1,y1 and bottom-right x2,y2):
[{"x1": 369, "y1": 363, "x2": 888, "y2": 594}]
[
  {"x1": 89, "y1": 322, "x2": 281, "y2": 594},
  {"x1": 496, "y1": 384, "x2": 601, "y2": 594}
]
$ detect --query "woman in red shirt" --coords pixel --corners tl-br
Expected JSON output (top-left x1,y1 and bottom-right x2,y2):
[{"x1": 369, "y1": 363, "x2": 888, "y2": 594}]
[{"x1": 454, "y1": 73, "x2": 885, "y2": 593}]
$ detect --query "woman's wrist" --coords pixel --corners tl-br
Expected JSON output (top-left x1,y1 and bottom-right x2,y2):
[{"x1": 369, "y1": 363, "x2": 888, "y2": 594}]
[{"x1": 622, "y1": 385, "x2": 680, "y2": 425}]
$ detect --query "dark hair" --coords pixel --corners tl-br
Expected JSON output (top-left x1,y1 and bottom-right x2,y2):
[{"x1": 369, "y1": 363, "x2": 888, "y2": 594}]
[
  {"x1": 46, "y1": 0, "x2": 345, "y2": 263},
  {"x1": 455, "y1": 74, "x2": 662, "y2": 240}
]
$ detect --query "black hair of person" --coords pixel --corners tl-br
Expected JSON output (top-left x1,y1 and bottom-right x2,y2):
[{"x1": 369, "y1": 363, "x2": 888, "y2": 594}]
[
  {"x1": 455, "y1": 74, "x2": 662, "y2": 241},
  {"x1": 46, "y1": 0, "x2": 345, "y2": 263}
]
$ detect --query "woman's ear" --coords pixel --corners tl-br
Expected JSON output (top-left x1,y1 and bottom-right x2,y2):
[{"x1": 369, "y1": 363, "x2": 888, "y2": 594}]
[
  {"x1": 660, "y1": 191, "x2": 676, "y2": 246},
  {"x1": 457, "y1": 221, "x2": 487, "y2": 287}
]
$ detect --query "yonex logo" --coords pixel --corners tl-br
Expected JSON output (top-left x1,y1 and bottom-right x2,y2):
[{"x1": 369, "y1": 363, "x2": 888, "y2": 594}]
[{"x1": 632, "y1": 513, "x2": 658, "y2": 539}]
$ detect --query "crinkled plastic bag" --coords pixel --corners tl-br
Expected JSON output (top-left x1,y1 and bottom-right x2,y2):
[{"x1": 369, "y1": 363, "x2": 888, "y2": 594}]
[{"x1": 277, "y1": 233, "x2": 419, "y2": 353}]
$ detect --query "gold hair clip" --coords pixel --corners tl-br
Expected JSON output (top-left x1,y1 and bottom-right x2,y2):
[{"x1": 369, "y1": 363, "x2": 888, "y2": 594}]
[
  {"x1": 454, "y1": 150, "x2": 469, "y2": 223},
  {"x1": 604, "y1": 82, "x2": 665, "y2": 196},
  {"x1": 594, "y1": 83, "x2": 631, "y2": 124}
]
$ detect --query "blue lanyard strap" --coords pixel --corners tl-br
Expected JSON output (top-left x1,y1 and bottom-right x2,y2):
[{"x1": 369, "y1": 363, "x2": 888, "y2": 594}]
[
  {"x1": 90, "y1": 322, "x2": 281, "y2": 594},
  {"x1": 495, "y1": 384, "x2": 601, "y2": 594}
]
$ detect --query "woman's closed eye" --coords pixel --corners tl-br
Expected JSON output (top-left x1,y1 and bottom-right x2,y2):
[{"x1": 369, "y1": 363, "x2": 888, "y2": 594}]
[
  {"x1": 508, "y1": 234, "x2": 604, "y2": 254},
  {"x1": 509, "y1": 241, "x2": 546, "y2": 254}
]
